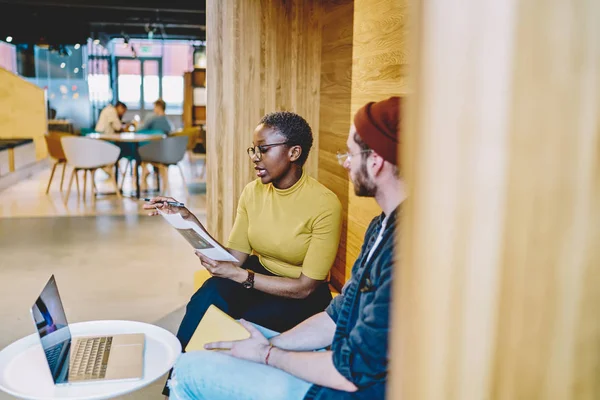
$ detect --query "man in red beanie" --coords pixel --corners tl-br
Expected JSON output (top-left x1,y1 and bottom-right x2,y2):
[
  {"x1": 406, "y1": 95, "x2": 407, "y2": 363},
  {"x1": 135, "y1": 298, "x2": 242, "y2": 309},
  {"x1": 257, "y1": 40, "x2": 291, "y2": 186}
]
[{"x1": 167, "y1": 97, "x2": 404, "y2": 400}]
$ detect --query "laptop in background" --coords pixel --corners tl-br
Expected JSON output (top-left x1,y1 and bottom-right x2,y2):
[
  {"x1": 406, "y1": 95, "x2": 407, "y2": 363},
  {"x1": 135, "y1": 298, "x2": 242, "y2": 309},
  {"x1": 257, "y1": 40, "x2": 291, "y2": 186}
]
[{"x1": 30, "y1": 275, "x2": 145, "y2": 384}]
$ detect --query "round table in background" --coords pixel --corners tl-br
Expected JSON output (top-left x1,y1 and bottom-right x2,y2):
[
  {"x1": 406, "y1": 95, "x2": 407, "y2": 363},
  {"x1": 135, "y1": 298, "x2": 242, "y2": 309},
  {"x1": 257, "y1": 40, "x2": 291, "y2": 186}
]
[
  {"x1": 0, "y1": 320, "x2": 181, "y2": 400},
  {"x1": 87, "y1": 133, "x2": 166, "y2": 199}
]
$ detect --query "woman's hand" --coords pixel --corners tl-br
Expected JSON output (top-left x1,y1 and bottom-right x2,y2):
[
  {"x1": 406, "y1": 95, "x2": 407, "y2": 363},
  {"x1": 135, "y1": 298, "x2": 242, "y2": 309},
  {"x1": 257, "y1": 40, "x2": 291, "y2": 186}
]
[
  {"x1": 196, "y1": 253, "x2": 246, "y2": 282},
  {"x1": 204, "y1": 319, "x2": 272, "y2": 364},
  {"x1": 143, "y1": 196, "x2": 191, "y2": 219}
]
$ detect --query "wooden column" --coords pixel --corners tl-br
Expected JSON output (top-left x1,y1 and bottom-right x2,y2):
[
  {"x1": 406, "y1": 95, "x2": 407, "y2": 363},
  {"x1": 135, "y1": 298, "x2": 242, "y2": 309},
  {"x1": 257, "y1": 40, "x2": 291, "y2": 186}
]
[
  {"x1": 345, "y1": 0, "x2": 408, "y2": 279},
  {"x1": 316, "y1": 0, "x2": 408, "y2": 289},
  {"x1": 317, "y1": 0, "x2": 354, "y2": 290},
  {"x1": 391, "y1": 0, "x2": 600, "y2": 399},
  {"x1": 206, "y1": 0, "x2": 322, "y2": 242}
]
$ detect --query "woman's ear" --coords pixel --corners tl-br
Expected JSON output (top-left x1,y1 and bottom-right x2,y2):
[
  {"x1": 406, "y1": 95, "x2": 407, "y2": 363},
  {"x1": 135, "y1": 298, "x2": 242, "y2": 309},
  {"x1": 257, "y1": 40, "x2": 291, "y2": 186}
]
[{"x1": 289, "y1": 146, "x2": 302, "y2": 163}]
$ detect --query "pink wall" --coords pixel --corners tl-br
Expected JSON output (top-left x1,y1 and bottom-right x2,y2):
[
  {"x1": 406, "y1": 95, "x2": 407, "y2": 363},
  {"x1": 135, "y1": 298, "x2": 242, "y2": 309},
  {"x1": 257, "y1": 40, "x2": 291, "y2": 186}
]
[{"x1": 0, "y1": 42, "x2": 17, "y2": 72}]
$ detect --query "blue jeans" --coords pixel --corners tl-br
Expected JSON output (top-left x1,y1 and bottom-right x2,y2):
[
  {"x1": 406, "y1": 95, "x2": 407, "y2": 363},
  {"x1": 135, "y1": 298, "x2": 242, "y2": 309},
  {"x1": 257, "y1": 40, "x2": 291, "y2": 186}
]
[{"x1": 168, "y1": 324, "x2": 312, "y2": 400}]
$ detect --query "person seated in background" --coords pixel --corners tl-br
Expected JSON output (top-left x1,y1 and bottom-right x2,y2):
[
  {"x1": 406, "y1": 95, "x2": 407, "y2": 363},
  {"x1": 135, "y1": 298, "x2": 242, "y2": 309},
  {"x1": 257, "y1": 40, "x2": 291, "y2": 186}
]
[
  {"x1": 139, "y1": 99, "x2": 174, "y2": 134},
  {"x1": 144, "y1": 111, "x2": 343, "y2": 397},
  {"x1": 165, "y1": 97, "x2": 403, "y2": 400},
  {"x1": 95, "y1": 101, "x2": 128, "y2": 134}
]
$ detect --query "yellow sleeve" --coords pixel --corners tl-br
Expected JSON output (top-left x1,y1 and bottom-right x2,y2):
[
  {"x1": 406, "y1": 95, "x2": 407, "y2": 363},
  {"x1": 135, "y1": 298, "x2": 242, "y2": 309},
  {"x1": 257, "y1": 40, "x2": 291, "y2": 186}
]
[
  {"x1": 226, "y1": 185, "x2": 252, "y2": 254},
  {"x1": 301, "y1": 195, "x2": 343, "y2": 280}
]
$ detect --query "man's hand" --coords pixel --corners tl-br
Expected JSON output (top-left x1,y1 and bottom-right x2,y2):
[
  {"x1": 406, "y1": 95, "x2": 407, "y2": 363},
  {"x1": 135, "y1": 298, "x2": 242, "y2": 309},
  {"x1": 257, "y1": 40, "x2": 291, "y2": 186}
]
[
  {"x1": 204, "y1": 319, "x2": 271, "y2": 364},
  {"x1": 196, "y1": 253, "x2": 246, "y2": 281}
]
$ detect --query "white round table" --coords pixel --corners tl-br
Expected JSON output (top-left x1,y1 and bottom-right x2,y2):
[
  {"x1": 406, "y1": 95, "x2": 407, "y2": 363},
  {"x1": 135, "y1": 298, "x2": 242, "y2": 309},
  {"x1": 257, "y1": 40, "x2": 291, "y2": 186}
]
[{"x1": 0, "y1": 321, "x2": 181, "y2": 400}]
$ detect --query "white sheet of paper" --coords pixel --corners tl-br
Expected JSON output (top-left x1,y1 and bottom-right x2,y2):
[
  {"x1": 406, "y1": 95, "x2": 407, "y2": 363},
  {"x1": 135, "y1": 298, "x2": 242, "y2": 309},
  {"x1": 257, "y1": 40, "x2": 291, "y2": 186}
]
[{"x1": 158, "y1": 210, "x2": 239, "y2": 262}]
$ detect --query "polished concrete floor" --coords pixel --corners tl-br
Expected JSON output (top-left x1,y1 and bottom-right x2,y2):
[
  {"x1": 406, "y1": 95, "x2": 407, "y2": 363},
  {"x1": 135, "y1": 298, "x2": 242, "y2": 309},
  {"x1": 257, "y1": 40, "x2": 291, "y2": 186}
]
[{"x1": 0, "y1": 159, "x2": 207, "y2": 399}]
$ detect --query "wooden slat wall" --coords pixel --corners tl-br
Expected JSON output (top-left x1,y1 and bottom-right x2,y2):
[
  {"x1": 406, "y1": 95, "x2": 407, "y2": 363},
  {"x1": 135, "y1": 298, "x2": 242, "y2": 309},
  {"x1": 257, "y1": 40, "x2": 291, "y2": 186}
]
[
  {"x1": 391, "y1": 0, "x2": 600, "y2": 399},
  {"x1": 317, "y1": 0, "x2": 354, "y2": 290},
  {"x1": 345, "y1": 0, "x2": 409, "y2": 278},
  {"x1": 206, "y1": 0, "x2": 322, "y2": 243}
]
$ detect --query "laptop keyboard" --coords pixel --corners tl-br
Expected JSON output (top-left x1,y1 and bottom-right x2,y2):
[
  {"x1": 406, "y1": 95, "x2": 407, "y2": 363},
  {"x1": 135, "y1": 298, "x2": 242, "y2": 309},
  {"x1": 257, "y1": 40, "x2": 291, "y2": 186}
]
[
  {"x1": 69, "y1": 336, "x2": 113, "y2": 381},
  {"x1": 44, "y1": 342, "x2": 65, "y2": 372}
]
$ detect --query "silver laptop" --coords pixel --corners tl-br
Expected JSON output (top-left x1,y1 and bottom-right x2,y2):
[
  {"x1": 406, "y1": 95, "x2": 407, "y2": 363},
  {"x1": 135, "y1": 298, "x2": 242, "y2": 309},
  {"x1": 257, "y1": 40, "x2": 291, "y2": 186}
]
[{"x1": 30, "y1": 275, "x2": 145, "y2": 384}]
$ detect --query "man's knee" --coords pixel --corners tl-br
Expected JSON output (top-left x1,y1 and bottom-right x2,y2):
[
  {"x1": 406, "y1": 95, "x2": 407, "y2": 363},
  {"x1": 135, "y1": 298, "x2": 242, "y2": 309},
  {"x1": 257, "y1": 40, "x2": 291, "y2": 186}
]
[{"x1": 169, "y1": 351, "x2": 234, "y2": 395}]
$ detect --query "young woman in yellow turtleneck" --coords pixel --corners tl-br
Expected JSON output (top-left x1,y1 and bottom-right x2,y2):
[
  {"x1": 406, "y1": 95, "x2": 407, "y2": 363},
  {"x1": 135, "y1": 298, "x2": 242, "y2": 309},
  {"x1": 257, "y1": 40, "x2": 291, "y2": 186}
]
[{"x1": 146, "y1": 112, "x2": 342, "y2": 364}]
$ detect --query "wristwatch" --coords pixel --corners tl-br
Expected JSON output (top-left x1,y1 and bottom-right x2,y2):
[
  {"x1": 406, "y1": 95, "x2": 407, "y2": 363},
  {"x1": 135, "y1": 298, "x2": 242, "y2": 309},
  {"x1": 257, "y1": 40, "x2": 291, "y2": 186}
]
[{"x1": 242, "y1": 270, "x2": 255, "y2": 289}]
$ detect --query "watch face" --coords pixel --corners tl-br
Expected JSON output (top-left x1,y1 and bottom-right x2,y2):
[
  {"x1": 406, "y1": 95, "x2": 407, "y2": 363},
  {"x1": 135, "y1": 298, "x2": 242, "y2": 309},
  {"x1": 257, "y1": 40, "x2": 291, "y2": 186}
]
[{"x1": 242, "y1": 281, "x2": 253, "y2": 289}]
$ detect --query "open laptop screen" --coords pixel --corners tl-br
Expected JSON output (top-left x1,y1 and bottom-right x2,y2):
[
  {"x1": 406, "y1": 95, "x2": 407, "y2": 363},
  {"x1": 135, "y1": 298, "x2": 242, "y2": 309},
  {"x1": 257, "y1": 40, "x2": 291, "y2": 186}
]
[{"x1": 31, "y1": 275, "x2": 71, "y2": 384}]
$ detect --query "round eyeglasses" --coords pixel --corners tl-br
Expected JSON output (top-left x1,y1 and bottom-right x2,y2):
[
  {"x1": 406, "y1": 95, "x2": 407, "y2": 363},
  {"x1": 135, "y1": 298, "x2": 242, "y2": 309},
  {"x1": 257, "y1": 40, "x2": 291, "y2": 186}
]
[
  {"x1": 336, "y1": 149, "x2": 373, "y2": 165},
  {"x1": 247, "y1": 142, "x2": 289, "y2": 160}
]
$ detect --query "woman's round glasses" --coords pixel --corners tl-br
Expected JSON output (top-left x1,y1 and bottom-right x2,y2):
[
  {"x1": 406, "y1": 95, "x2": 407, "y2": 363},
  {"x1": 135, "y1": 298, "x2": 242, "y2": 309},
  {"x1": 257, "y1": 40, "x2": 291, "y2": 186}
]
[{"x1": 247, "y1": 142, "x2": 289, "y2": 160}]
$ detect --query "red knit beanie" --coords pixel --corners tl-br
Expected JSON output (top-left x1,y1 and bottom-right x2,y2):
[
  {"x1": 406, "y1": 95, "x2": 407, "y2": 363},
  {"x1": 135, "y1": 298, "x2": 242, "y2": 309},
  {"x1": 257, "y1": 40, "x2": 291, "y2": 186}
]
[{"x1": 353, "y1": 96, "x2": 401, "y2": 165}]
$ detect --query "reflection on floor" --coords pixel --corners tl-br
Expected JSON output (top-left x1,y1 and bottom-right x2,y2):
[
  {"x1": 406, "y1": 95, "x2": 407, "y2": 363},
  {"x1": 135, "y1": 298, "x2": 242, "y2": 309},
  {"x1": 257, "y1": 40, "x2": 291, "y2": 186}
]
[{"x1": 0, "y1": 157, "x2": 206, "y2": 399}]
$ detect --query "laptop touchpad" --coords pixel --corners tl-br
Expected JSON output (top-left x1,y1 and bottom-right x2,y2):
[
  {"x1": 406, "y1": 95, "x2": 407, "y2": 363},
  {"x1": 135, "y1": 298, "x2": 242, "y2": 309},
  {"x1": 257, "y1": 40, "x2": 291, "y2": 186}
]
[{"x1": 105, "y1": 344, "x2": 143, "y2": 380}]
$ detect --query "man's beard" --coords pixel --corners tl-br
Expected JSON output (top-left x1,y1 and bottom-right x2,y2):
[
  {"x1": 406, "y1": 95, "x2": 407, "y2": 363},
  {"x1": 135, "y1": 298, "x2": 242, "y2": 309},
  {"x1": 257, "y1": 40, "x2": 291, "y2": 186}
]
[{"x1": 352, "y1": 161, "x2": 377, "y2": 197}]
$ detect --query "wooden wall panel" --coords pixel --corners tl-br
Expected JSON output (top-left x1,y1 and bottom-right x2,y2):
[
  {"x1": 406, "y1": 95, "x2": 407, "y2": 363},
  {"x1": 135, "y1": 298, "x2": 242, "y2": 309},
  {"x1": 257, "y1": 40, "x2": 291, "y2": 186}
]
[
  {"x1": 206, "y1": 0, "x2": 322, "y2": 243},
  {"x1": 0, "y1": 68, "x2": 47, "y2": 160},
  {"x1": 391, "y1": 0, "x2": 600, "y2": 399},
  {"x1": 345, "y1": 0, "x2": 408, "y2": 278},
  {"x1": 317, "y1": 0, "x2": 354, "y2": 290}
]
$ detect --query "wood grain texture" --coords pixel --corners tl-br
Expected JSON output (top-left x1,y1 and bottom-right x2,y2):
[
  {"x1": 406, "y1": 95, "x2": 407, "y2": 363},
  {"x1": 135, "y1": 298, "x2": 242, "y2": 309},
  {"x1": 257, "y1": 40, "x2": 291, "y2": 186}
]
[
  {"x1": 317, "y1": 0, "x2": 354, "y2": 290},
  {"x1": 390, "y1": 0, "x2": 600, "y2": 399},
  {"x1": 345, "y1": 0, "x2": 408, "y2": 279},
  {"x1": 182, "y1": 72, "x2": 193, "y2": 128},
  {"x1": 0, "y1": 68, "x2": 47, "y2": 160},
  {"x1": 206, "y1": 0, "x2": 322, "y2": 243}
]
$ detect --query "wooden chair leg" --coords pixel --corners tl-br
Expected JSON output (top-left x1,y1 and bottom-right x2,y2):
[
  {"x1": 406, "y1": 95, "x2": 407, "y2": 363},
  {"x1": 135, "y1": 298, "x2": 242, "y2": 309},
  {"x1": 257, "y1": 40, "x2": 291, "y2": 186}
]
[
  {"x1": 46, "y1": 162, "x2": 58, "y2": 194},
  {"x1": 82, "y1": 169, "x2": 88, "y2": 202},
  {"x1": 161, "y1": 165, "x2": 170, "y2": 196},
  {"x1": 64, "y1": 169, "x2": 76, "y2": 204},
  {"x1": 119, "y1": 159, "x2": 131, "y2": 190},
  {"x1": 177, "y1": 164, "x2": 189, "y2": 195},
  {"x1": 92, "y1": 169, "x2": 98, "y2": 195},
  {"x1": 91, "y1": 169, "x2": 97, "y2": 204},
  {"x1": 75, "y1": 169, "x2": 80, "y2": 198},
  {"x1": 140, "y1": 162, "x2": 153, "y2": 191},
  {"x1": 109, "y1": 167, "x2": 122, "y2": 198},
  {"x1": 8, "y1": 149, "x2": 14, "y2": 172},
  {"x1": 60, "y1": 162, "x2": 67, "y2": 191}
]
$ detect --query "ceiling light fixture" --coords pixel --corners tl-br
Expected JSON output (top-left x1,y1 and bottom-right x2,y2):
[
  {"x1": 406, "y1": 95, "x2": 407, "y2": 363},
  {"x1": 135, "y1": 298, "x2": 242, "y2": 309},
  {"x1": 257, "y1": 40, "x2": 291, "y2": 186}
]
[{"x1": 6, "y1": 36, "x2": 13, "y2": 43}]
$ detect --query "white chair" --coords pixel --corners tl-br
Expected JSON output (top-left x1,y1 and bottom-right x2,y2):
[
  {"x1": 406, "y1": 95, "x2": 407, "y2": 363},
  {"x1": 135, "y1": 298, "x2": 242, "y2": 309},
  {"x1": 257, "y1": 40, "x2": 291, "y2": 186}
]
[{"x1": 61, "y1": 137, "x2": 122, "y2": 203}]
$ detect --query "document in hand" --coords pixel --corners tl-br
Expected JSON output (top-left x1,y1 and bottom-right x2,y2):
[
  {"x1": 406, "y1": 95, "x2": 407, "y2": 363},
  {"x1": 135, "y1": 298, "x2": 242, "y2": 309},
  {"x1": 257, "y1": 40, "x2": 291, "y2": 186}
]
[
  {"x1": 158, "y1": 210, "x2": 239, "y2": 262},
  {"x1": 185, "y1": 305, "x2": 251, "y2": 352}
]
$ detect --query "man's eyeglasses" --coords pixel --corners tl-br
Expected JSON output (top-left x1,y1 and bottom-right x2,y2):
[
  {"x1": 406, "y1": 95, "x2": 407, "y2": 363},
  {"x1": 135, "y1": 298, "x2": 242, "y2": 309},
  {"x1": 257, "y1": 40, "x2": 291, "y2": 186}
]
[
  {"x1": 336, "y1": 150, "x2": 373, "y2": 165},
  {"x1": 247, "y1": 142, "x2": 289, "y2": 160}
]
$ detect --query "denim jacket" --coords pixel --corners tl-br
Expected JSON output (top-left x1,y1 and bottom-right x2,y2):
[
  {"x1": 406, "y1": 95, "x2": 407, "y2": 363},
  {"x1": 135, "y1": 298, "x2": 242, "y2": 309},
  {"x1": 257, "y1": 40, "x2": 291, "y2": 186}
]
[{"x1": 304, "y1": 208, "x2": 397, "y2": 400}]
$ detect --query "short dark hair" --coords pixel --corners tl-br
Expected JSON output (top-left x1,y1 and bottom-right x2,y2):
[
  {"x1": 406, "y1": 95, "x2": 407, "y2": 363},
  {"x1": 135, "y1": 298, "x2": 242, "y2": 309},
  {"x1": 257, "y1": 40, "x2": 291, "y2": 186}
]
[
  {"x1": 115, "y1": 101, "x2": 127, "y2": 109},
  {"x1": 259, "y1": 111, "x2": 313, "y2": 166},
  {"x1": 353, "y1": 132, "x2": 400, "y2": 177},
  {"x1": 154, "y1": 99, "x2": 166, "y2": 111}
]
